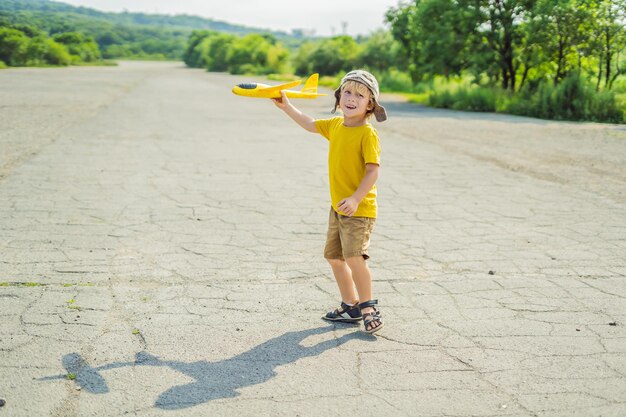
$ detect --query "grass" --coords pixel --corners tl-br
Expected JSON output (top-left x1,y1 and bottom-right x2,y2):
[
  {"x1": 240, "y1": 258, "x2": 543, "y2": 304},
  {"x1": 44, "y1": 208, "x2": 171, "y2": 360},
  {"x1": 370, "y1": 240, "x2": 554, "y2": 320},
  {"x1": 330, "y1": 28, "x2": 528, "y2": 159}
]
[
  {"x1": 425, "y1": 74, "x2": 625, "y2": 123},
  {"x1": 0, "y1": 282, "x2": 44, "y2": 287},
  {"x1": 0, "y1": 281, "x2": 94, "y2": 287},
  {"x1": 72, "y1": 60, "x2": 118, "y2": 67},
  {"x1": 405, "y1": 92, "x2": 430, "y2": 104}
]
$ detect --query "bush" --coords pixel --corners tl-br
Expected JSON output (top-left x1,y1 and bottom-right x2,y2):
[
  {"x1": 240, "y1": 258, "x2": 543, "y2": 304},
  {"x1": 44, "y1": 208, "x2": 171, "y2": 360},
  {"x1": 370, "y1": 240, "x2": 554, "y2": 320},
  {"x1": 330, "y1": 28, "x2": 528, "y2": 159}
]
[
  {"x1": 0, "y1": 27, "x2": 29, "y2": 66},
  {"x1": 53, "y1": 32, "x2": 101, "y2": 62},
  {"x1": 450, "y1": 87, "x2": 497, "y2": 112},
  {"x1": 23, "y1": 36, "x2": 71, "y2": 66},
  {"x1": 182, "y1": 30, "x2": 212, "y2": 68},
  {"x1": 376, "y1": 69, "x2": 420, "y2": 93},
  {"x1": 429, "y1": 89, "x2": 455, "y2": 108},
  {"x1": 204, "y1": 34, "x2": 235, "y2": 71},
  {"x1": 43, "y1": 38, "x2": 72, "y2": 65},
  {"x1": 426, "y1": 73, "x2": 624, "y2": 123},
  {"x1": 293, "y1": 36, "x2": 360, "y2": 77},
  {"x1": 503, "y1": 74, "x2": 624, "y2": 123}
]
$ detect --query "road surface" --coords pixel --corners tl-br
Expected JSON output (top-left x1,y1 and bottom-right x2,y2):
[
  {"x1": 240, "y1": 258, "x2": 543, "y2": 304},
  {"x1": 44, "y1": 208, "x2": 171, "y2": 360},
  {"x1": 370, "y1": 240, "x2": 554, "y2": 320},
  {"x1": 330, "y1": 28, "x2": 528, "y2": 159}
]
[{"x1": 1, "y1": 61, "x2": 625, "y2": 416}]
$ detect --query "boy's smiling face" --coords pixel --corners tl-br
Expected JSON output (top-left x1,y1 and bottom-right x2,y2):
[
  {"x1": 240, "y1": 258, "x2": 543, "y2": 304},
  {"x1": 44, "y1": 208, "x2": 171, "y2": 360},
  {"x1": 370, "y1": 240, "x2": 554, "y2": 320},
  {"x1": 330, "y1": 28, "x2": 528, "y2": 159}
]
[{"x1": 339, "y1": 81, "x2": 373, "y2": 122}]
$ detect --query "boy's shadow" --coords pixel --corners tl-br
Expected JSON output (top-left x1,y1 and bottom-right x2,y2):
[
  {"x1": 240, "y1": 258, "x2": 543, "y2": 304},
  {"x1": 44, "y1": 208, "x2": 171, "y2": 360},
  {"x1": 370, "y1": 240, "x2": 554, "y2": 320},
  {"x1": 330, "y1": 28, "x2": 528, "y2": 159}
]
[{"x1": 41, "y1": 325, "x2": 372, "y2": 410}]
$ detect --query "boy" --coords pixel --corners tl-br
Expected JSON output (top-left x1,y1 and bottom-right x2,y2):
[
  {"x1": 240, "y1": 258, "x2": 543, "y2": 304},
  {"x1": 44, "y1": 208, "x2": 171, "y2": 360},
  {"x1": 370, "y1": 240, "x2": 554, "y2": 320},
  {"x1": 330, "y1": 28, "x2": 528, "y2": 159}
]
[{"x1": 272, "y1": 70, "x2": 386, "y2": 334}]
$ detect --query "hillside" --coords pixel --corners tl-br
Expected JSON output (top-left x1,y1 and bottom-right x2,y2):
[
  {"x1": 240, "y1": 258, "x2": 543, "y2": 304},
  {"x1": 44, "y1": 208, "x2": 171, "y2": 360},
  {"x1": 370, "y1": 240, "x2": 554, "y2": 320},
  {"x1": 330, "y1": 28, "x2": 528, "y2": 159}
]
[
  {"x1": 0, "y1": 0, "x2": 291, "y2": 37},
  {"x1": 0, "y1": 0, "x2": 307, "y2": 61}
]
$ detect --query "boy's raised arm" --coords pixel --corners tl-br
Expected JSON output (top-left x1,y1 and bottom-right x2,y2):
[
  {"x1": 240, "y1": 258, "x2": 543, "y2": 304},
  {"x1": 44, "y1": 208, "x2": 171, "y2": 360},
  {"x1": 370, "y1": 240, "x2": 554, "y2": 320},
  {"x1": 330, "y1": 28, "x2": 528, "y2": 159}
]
[{"x1": 271, "y1": 91, "x2": 318, "y2": 133}]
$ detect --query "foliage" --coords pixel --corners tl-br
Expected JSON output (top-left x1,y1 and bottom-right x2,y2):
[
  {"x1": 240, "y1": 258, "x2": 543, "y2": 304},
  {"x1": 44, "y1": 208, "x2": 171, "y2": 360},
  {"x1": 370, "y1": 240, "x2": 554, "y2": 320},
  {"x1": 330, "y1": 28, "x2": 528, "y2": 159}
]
[
  {"x1": 226, "y1": 34, "x2": 288, "y2": 74},
  {"x1": 184, "y1": 31, "x2": 288, "y2": 74},
  {"x1": 1, "y1": 0, "x2": 623, "y2": 122},
  {"x1": 355, "y1": 30, "x2": 405, "y2": 72},
  {"x1": 291, "y1": 36, "x2": 358, "y2": 76},
  {"x1": 428, "y1": 74, "x2": 624, "y2": 122},
  {"x1": 53, "y1": 31, "x2": 100, "y2": 62},
  {"x1": 504, "y1": 74, "x2": 624, "y2": 122},
  {"x1": 0, "y1": 26, "x2": 73, "y2": 66},
  {"x1": 0, "y1": 0, "x2": 290, "y2": 37},
  {"x1": 386, "y1": 0, "x2": 469, "y2": 81},
  {"x1": 0, "y1": 0, "x2": 307, "y2": 64},
  {"x1": 386, "y1": 0, "x2": 626, "y2": 94},
  {"x1": 385, "y1": 0, "x2": 626, "y2": 122},
  {"x1": 0, "y1": 26, "x2": 28, "y2": 65}
]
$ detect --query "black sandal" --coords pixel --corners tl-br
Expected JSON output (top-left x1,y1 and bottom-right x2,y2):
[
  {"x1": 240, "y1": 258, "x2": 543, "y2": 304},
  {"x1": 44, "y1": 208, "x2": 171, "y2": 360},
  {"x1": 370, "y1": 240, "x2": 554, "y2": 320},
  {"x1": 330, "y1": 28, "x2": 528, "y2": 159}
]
[
  {"x1": 359, "y1": 300, "x2": 384, "y2": 334},
  {"x1": 322, "y1": 301, "x2": 362, "y2": 323}
]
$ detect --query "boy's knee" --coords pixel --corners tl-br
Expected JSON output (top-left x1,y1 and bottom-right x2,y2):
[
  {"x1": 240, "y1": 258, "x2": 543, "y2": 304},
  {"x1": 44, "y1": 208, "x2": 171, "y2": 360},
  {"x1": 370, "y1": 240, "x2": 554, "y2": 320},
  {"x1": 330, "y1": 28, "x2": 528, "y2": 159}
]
[
  {"x1": 345, "y1": 255, "x2": 367, "y2": 268},
  {"x1": 326, "y1": 257, "x2": 345, "y2": 267}
]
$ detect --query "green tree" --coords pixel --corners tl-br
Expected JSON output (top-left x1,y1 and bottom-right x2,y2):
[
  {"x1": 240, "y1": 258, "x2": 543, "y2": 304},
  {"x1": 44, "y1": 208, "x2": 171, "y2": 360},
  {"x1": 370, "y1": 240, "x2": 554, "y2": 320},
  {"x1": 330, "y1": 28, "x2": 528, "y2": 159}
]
[
  {"x1": 204, "y1": 33, "x2": 236, "y2": 71},
  {"x1": 0, "y1": 27, "x2": 28, "y2": 65},
  {"x1": 292, "y1": 41, "x2": 317, "y2": 75},
  {"x1": 533, "y1": 0, "x2": 589, "y2": 85},
  {"x1": 43, "y1": 38, "x2": 72, "y2": 65},
  {"x1": 594, "y1": 0, "x2": 626, "y2": 89},
  {"x1": 24, "y1": 35, "x2": 71, "y2": 66},
  {"x1": 53, "y1": 32, "x2": 101, "y2": 62},
  {"x1": 356, "y1": 30, "x2": 405, "y2": 72},
  {"x1": 226, "y1": 34, "x2": 285, "y2": 74},
  {"x1": 307, "y1": 36, "x2": 360, "y2": 76},
  {"x1": 386, "y1": 0, "x2": 471, "y2": 81},
  {"x1": 385, "y1": 1, "x2": 418, "y2": 79},
  {"x1": 463, "y1": 0, "x2": 536, "y2": 91},
  {"x1": 183, "y1": 30, "x2": 213, "y2": 68}
]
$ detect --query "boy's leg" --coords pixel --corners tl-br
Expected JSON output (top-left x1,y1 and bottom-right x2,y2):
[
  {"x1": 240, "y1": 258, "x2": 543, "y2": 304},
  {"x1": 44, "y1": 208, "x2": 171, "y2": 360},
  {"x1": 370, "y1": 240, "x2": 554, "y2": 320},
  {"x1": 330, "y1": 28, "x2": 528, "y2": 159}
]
[
  {"x1": 346, "y1": 255, "x2": 382, "y2": 332},
  {"x1": 327, "y1": 258, "x2": 358, "y2": 305},
  {"x1": 340, "y1": 215, "x2": 376, "y2": 305},
  {"x1": 345, "y1": 256, "x2": 372, "y2": 305},
  {"x1": 324, "y1": 208, "x2": 358, "y2": 305}
]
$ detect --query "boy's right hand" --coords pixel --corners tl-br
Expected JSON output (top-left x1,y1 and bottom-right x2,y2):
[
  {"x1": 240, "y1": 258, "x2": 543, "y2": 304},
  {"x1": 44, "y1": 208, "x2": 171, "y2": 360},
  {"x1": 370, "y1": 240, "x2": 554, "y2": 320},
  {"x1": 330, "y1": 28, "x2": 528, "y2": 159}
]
[{"x1": 271, "y1": 90, "x2": 290, "y2": 109}]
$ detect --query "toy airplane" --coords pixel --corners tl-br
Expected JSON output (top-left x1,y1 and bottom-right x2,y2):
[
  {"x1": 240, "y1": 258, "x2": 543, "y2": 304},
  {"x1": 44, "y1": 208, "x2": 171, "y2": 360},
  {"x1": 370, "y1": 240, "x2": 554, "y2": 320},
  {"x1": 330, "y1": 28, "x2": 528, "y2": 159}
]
[{"x1": 232, "y1": 73, "x2": 327, "y2": 99}]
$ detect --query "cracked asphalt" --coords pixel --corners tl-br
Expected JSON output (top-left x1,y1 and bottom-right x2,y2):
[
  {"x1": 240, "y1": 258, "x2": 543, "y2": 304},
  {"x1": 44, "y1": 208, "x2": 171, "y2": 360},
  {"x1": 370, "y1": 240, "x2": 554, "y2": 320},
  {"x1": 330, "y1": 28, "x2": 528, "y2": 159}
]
[{"x1": 1, "y1": 61, "x2": 625, "y2": 417}]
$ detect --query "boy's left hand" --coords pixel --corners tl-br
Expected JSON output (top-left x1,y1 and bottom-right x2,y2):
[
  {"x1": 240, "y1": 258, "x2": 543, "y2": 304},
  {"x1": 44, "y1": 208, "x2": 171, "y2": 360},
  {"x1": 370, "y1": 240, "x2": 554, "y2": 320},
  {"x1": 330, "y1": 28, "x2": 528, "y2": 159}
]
[{"x1": 337, "y1": 196, "x2": 359, "y2": 217}]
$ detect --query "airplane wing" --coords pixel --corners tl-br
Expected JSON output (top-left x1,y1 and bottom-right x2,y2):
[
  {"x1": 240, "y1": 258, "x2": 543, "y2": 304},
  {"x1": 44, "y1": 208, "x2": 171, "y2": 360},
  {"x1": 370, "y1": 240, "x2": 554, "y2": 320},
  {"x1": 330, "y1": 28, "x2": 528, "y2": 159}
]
[{"x1": 257, "y1": 79, "x2": 302, "y2": 95}]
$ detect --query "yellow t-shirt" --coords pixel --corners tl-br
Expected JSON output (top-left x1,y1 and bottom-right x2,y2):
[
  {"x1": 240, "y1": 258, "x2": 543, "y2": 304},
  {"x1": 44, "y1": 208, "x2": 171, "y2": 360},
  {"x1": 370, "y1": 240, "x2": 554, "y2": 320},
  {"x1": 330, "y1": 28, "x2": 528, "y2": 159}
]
[{"x1": 315, "y1": 117, "x2": 381, "y2": 218}]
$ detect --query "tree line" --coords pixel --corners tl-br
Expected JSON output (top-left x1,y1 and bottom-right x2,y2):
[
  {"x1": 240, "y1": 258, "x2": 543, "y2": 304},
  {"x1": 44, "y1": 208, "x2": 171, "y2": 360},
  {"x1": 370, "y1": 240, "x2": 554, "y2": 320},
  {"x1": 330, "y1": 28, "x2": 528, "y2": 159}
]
[
  {"x1": 0, "y1": 22, "x2": 100, "y2": 66},
  {"x1": 0, "y1": 0, "x2": 292, "y2": 65},
  {"x1": 386, "y1": 0, "x2": 625, "y2": 92},
  {"x1": 0, "y1": 11, "x2": 189, "y2": 63},
  {"x1": 385, "y1": 0, "x2": 626, "y2": 122},
  {"x1": 185, "y1": 1, "x2": 625, "y2": 122},
  {"x1": 183, "y1": 30, "x2": 404, "y2": 77},
  {"x1": 2, "y1": 0, "x2": 624, "y2": 122}
]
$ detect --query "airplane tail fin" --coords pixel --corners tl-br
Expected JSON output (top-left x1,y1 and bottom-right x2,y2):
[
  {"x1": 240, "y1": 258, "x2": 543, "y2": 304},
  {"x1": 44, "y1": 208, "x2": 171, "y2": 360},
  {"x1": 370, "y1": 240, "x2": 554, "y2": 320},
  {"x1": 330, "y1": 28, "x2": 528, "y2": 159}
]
[{"x1": 301, "y1": 73, "x2": 319, "y2": 93}]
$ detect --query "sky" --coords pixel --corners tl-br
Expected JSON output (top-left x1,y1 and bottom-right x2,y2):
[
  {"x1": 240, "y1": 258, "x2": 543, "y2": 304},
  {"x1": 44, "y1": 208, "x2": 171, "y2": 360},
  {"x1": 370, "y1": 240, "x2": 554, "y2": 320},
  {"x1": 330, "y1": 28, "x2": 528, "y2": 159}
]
[{"x1": 59, "y1": 0, "x2": 402, "y2": 37}]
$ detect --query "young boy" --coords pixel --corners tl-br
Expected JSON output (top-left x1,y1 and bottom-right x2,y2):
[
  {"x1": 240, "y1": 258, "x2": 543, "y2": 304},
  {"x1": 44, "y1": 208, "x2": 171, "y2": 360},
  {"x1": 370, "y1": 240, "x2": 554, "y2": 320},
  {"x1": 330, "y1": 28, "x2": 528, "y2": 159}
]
[{"x1": 272, "y1": 70, "x2": 387, "y2": 334}]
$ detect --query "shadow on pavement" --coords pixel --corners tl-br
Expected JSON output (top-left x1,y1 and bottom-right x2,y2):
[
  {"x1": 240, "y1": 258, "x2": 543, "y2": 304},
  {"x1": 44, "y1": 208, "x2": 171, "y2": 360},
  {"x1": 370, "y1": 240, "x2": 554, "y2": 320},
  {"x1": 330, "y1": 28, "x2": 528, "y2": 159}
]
[{"x1": 41, "y1": 325, "x2": 372, "y2": 410}]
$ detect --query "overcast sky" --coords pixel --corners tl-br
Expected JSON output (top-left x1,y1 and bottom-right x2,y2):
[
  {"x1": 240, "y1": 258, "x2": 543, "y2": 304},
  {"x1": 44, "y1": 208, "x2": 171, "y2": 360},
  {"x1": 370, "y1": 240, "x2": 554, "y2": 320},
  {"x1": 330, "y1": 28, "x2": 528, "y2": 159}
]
[{"x1": 60, "y1": 0, "x2": 402, "y2": 37}]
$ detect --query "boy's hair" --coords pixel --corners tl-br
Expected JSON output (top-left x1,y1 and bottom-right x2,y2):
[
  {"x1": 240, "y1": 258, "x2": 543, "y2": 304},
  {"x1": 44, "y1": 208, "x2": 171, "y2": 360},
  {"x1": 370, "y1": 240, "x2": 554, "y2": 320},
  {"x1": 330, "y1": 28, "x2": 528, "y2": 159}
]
[{"x1": 340, "y1": 80, "x2": 375, "y2": 119}]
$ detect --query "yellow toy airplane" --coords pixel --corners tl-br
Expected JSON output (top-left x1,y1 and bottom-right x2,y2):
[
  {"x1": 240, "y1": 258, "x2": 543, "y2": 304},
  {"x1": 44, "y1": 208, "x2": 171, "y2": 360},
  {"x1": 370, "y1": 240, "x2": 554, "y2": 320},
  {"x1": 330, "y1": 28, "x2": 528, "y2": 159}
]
[{"x1": 232, "y1": 73, "x2": 326, "y2": 99}]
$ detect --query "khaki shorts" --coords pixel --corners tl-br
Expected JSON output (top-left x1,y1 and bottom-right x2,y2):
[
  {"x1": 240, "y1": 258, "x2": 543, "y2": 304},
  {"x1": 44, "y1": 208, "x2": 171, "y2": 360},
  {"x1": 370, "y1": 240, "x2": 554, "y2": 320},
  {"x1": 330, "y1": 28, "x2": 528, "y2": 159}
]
[{"x1": 324, "y1": 207, "x2": 376, "y2": 260}]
